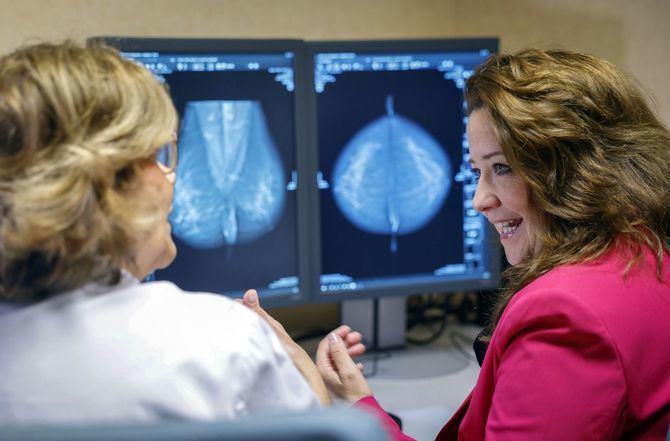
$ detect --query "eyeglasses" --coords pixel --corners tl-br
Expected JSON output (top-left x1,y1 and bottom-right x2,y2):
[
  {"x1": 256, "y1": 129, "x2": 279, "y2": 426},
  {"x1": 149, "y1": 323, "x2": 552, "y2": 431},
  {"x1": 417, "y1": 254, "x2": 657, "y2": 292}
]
[{"x1": 155, "y1": 136, "x2": 178, "y2": 174}]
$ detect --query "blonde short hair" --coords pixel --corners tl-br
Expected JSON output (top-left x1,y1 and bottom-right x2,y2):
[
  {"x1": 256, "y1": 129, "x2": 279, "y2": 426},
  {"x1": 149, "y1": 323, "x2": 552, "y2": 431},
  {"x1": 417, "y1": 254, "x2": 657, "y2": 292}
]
[{"x1": 0, "y1": 41, "x2": 178, "y2": 302}]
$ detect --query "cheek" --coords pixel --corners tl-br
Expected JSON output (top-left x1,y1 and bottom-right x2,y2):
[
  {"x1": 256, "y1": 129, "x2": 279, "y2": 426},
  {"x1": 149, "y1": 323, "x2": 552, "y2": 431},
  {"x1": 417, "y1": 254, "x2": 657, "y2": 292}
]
[
  {"x1": 166, "y1": 178, "x2": 174, "y2": 201},
  {"x1": 160, "y1": 173, "x2": 174, "y2": 203},
  {"x1": 501, "y1": 179, "x2": 541, "y2": 251},
  {"x1": 141, "y1": 169, "x2": 173, "y2": 209},
  {"x1": 503, "y1": 178, "x2": 532, "y2": 215}
]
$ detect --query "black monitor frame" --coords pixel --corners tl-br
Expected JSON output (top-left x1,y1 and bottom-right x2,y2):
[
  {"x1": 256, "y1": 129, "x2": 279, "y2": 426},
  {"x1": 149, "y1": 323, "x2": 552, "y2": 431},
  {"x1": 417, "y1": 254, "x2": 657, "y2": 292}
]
[
  {"x1": 304, "y1": 38, "x2": 502, "y2": 303},
  {"x1": 93, "y1": 37, "x2": 313, "y2": 308}
]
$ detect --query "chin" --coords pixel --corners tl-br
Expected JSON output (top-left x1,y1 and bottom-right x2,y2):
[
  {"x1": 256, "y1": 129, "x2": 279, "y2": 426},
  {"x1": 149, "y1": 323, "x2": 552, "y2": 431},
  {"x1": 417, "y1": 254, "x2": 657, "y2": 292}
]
[
  {"x1": 150, "y1": 241, "x2": 177, "y2": 273},
  {"x1": 504, "y1": 241, "x2": 537, "y2": 266},
  {"x1": 161, "y1": 242, "x2": 178, "y2": 269},
  {"x1": 503, "y1": 246, "x2": 525, "y2": 266}
]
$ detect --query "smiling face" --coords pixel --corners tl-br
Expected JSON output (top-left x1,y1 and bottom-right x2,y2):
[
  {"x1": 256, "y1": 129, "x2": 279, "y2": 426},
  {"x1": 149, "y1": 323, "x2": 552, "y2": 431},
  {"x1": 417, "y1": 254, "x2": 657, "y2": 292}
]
[{"x1": 467, "y1": 109, "x2": 540, "y2": 265}]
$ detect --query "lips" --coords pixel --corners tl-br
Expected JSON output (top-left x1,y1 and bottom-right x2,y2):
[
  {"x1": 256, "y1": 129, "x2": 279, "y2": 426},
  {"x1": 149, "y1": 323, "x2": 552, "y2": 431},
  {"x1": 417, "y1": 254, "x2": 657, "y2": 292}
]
[{"x1": 494, "y1": 218, "x2": 522, "y2": 239}]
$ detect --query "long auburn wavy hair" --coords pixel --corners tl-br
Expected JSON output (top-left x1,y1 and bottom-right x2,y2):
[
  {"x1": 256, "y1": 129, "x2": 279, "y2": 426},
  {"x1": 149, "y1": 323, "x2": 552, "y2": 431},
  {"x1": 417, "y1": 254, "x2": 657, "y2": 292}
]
[
  {"x1": 0, "y1": 41, "x2": 178, "y2": 302},
  {"x1": 464, "y1": 49, "x2": 670, "y2": 336}
]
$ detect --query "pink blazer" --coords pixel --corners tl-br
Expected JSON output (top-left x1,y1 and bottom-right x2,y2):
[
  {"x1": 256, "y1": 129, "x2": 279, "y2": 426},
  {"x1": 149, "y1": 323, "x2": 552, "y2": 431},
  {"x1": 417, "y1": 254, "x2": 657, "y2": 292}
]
[{"x1": 357, "y1": 245, "x2": 670, "y2": 440}]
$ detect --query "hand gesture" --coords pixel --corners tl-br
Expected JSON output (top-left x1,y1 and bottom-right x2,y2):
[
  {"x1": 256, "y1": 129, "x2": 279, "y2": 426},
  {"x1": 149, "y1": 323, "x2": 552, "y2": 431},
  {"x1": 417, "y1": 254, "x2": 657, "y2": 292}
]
[
  {"x1": 316, "y1": 330, "x2": 373, "y2": 403},
  {"x1": 238, "y1": 290, "x2": 330, "y2": 404}
]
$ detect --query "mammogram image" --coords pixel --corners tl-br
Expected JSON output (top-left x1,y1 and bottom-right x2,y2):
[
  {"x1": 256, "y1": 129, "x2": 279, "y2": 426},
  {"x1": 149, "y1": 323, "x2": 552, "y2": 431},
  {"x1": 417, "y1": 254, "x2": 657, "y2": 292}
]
[
  {"x1": 332, "y1": 96, "x2": 451, "y2": 252},
  {"x1": 170, "y1": 100, "x2": 286, "y2": 249}
]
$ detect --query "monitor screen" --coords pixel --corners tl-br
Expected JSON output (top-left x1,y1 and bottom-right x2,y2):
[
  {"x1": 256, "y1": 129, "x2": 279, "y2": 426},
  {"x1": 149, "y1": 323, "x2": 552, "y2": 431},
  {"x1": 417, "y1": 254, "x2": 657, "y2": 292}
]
[
  {"x1": 98, "y1": 38, "x2": 309, "y2": 305},
  {"x1": 308, "y1": 39, "x2": 501, "y2": 301}
]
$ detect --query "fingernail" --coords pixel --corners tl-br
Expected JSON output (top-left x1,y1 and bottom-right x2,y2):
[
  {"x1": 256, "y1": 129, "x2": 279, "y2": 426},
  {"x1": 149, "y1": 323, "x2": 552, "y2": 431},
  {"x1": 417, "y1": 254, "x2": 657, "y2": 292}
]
[
  {"x1": 328, "y1": 333, "x2": 341, "y2": 344},
  {"x1": 248, "y1": 290, "x2": 258, "y2": 303}
]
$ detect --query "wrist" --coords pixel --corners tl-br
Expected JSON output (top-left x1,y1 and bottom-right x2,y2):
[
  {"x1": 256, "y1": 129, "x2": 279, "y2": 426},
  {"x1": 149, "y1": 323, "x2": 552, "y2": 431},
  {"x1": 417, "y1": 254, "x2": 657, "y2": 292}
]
[{"x1": 345, "y1": 390, "x2": 373, "y2": 403}]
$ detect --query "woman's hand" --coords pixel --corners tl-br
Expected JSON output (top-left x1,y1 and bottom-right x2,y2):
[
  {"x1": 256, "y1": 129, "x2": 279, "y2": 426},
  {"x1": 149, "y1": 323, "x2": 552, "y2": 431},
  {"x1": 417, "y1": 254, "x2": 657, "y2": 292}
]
[
  {"x1": 239, "y1": 289, "x2": 367, "y2": 406},
  {"x1": 316, "y1": 331, "x2": 373, "y2": 403},
  {"x1": 239, "y1": 290, "x2": 330, "y2": 405},
  {"x1": 240, "y1": 290, "x2": 303, "y2": 359}
]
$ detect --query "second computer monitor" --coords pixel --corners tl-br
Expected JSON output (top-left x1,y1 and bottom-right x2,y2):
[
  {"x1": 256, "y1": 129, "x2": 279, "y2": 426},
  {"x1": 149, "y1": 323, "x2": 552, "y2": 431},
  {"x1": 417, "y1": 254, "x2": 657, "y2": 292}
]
[{"x1": 309, "y1": 39, "x2": 501, "y2": 301}]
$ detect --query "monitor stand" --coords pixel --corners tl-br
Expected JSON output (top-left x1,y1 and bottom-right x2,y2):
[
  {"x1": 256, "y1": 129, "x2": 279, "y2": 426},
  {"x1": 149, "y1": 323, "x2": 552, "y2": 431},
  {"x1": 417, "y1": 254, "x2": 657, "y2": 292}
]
[{"x1": 340, "y1": 297, "x2": 406, "y2": 350}]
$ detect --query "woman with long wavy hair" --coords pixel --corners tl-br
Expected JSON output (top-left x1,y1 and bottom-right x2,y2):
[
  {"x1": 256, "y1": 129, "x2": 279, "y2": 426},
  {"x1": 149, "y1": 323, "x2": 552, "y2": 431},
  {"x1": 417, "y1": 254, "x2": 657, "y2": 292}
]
[{"x1": 248, "y1": 49, "x2": 670, "y2": 440}]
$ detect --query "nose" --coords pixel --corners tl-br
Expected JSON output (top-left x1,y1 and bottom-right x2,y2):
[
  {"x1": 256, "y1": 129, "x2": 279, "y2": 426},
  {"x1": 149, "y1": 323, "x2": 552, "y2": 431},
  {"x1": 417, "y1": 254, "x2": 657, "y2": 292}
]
[{"x1": 472, "y1": 178, "x2": 499, "y2": 213}]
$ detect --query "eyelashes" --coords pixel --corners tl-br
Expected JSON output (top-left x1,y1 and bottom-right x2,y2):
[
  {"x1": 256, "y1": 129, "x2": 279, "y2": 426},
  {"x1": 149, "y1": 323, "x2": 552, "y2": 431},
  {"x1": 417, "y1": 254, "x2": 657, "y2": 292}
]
[
  {"x1": 471, "y1": 163, "x2": 512, "y2": 180},
  {"x1": 492, "y1": 163, "x2": 511, "y2": 175}
]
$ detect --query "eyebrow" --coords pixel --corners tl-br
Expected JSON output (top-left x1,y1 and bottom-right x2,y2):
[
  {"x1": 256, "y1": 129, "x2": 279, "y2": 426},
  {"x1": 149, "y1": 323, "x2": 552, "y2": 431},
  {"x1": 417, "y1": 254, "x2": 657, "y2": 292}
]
[{"x1": 468, "y1": 151, "x2": 505, "y2": 164}]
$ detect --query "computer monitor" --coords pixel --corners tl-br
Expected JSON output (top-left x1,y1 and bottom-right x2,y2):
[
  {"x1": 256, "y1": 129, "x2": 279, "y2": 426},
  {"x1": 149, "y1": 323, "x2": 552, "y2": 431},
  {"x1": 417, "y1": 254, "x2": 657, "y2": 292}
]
[
  {"x1": 307, "y1": 38, "x2": 501, "y2": 302},
  {"x1": 95, "y1": 37, "x2": 311, "y2": 306}
]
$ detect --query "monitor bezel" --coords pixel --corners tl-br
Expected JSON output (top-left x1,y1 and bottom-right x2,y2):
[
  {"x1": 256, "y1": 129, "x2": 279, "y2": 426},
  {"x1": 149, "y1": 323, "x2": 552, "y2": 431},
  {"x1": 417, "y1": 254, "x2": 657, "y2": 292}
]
[
  {"x1": 304, "y1": 37, "x2": 502, "y2": 303},
  {"x1": 92, "y1": 37, "x2": 313, "y2": 308}
]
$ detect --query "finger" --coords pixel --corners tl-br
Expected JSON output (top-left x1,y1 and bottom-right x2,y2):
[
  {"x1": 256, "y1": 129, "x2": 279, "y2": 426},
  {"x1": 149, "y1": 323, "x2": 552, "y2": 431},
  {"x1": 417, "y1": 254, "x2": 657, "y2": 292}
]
[
  {"x1": 331, "y1": 327, "x2": 363, "y2": 351},
  {"x1": 356, "y1": 362, "x2": 364, "y2": 372},
  {"x1": 344, "y1": 331, "x2": 363, "y2": 346},
  {"x1": 347, "y1": 342, "x2": 366, "y2": 358},
  {"x1": 242, "y1": 289, "x2": 287, "y2": 334},
  {"x1": 316, "y1": 336, "x2": 341, "y2": 383},
  {"x1": 316, "y1": 334, "x2": 334, "y2": 369},
  {"x1": 327, "y1": 332, "x2": 359, "y2": 373},
  {"x1": 332, "y1": 325, "x2": 352, "y2": 338},
  {"x1": 242, "y1": 289, "x2": 262, "y2": 312},
  {"x1": 242, "y1": 290, "x2": 271, "y2": 321}
]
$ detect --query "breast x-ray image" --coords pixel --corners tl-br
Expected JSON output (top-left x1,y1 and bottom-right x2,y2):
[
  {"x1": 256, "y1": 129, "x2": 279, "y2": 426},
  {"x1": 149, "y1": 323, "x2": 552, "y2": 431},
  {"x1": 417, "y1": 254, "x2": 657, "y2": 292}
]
[
  {"x1": 317, "y1": 66, "x2": 466, "y2": 281},
  {"x1": 122, "y1": 48, "x2": 301, "y2": 300},
  {"x1": 170, "y1": 100, "x2": 286, "y2": 249},
  {"x1": 331, "y1": 95, "x2": 451, "y2": 252}
]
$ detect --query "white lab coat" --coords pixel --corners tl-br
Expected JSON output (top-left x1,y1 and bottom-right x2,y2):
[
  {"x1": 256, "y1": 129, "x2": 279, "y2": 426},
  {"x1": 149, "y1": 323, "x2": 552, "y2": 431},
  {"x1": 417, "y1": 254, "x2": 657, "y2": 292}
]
[{"x1": 0, "y1": 272, "x2": 320, "y2": 426}]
